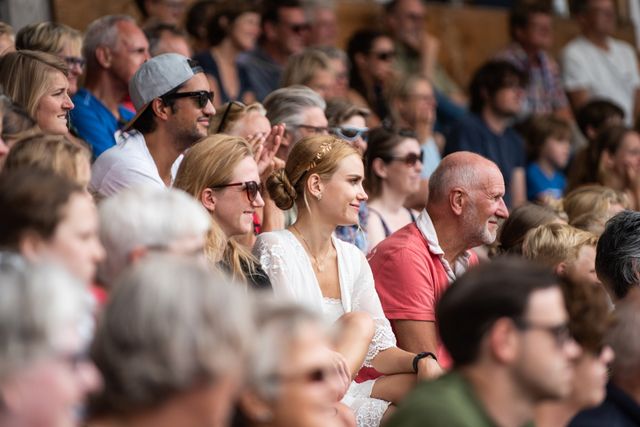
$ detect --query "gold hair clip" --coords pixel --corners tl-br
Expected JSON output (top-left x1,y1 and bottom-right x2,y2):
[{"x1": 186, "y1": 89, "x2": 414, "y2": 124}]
[{"x1": 305, "y1": 140, "x2": 334, "y2": 172}]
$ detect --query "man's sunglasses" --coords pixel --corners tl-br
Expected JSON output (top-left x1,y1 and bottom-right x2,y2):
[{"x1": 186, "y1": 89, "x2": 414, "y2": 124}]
[
  {"x1": 211, "y1": 181, "x2": 263, "y2": 202},
  {"x1": 331, "y1": 126, "x2": 369, "y2": 143},
  {"x1": 163, "y1": 90, "x2": 214, "y2": 108},
  {"x1": 381, "y1": 150, "x2": 423, "y2": 167},
  {"x1": 372, "y1": 50, "x2": 396, "y2": 62}
]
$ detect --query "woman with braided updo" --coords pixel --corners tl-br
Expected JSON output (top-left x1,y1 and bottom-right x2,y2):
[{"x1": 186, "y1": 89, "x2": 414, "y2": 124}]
[{"x1": 254, "y1": 135, "x2": 435, "y2": 427}]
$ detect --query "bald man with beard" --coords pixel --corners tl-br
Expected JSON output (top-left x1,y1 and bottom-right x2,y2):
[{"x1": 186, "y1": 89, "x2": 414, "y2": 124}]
[{"x1": 368, "y1": 152, "x2": 509, "y2": 377}]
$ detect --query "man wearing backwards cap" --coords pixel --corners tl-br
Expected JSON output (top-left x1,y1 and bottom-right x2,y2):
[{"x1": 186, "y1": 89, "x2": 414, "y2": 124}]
[{"x1": 89, "y1": 53, "x2": 215, "y2": 200}]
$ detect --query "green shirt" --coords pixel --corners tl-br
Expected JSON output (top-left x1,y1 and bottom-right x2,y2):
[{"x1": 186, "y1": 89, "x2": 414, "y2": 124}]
[{"x1": 386, "y1": 371, "x2": 504, "y2": 427}]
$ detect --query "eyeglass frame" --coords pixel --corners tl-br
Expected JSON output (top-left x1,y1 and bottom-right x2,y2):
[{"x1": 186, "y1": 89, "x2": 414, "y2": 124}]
[
  {"x1": 161, "y1": 90, "x2": 214, "y2": 109},
  {"x1": 289, "y1": 124, "x2": 330, "y2": 135},
  {"x1": 210, "y1": 181, "x2": 264, "y2": 203},
  {"x1": 62, "y1": 56, "x2": 86, "y2": 68},
  {"x1": 513, "y1": 318, "x2": 574, "y2": 347}
]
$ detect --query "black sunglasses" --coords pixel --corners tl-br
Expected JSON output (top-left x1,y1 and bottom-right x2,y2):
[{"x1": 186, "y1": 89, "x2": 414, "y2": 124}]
[
  {"x1": 372, "y1": 50, "x2": 396, "y2": 61},
  {"x1": 211, "y1": 181, "x2": 263, "y2": 202},
  {"x1": 382, "y1": 150, "x2": 423, "y2": 166},
  {"x1": 163, "y1": 90, "x2": 214, "y2": 108},
  {"x1": 289, "y1": 22, "x2": 311, "y2": 34}
]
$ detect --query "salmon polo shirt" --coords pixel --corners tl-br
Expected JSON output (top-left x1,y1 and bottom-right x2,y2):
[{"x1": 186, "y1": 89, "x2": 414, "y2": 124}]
[{"x1": 368, "y1": 210, "x2": 478, "y2": 368}]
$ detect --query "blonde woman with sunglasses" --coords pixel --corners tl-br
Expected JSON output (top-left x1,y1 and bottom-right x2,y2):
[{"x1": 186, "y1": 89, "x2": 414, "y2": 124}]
[{"x1": 174, "y1": 133, "x2": 271, "y2": 289}]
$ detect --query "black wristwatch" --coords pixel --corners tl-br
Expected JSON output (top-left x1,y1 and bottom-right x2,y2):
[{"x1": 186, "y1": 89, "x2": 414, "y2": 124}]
[{"x1": 413, "y1": 352, "x2": 437, "y2": 373}]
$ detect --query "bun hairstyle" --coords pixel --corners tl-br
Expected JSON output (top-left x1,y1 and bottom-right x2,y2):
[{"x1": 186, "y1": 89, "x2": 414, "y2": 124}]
[{"x1": 267, "y1": 135, "x2": 359, "y2": 211}]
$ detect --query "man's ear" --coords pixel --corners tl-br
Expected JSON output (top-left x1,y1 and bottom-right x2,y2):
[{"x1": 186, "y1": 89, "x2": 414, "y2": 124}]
[
  {"x1": 151, "y1": 98, "x2": 171, "y2": 122},
  {"x1": 128, "y1": 246, "x2": 148, "y2": 264},
  {"x1": 449, "y1": 188, "x2": 465, "y2": 216},
  {"x1": 555, "y1": 262, "x2": 567, "y2": 277},
  {"x1": 95, "y1": 45, "x2": 112, "y2": 69},
  {"x1": 488, "y1": 317, "x2": 520, "y2": 364},
  {"x1": 18, "y1": 231, "x2": 46, "y2": 262},
  {"x1": 200, "y1": 188, "x2": 217, "y2": 213}
]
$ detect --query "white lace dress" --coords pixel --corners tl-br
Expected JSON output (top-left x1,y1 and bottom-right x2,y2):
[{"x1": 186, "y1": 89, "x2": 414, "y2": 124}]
[{"x1": 254, "y1": 230, "x2": 395, "y2": 427}]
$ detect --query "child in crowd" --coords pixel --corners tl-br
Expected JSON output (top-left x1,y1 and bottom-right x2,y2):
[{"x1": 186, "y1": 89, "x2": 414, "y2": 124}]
[{"x1": 524, "y1": 115, "x2": 571, "y2": 203}]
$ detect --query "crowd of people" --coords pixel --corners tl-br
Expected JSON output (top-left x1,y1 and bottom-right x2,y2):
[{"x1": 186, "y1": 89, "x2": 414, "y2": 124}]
[{"x1": 1, "y1": 0, "x2": 640, "y2": 426}]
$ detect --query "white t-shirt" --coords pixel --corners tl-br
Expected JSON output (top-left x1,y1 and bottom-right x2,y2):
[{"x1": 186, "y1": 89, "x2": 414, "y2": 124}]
[
  {"x1": 562, "y1": 36, "x2": 640, "y2": 125},
  {"x1": 90, "y1": 131, "x2": 172, "y2": 200}
]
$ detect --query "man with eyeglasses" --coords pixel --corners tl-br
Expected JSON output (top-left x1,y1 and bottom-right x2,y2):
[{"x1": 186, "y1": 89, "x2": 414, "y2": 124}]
[
  {"x1": 387, "y1": 258, "x2": 581, "y2": 427},
  {"x1": 369, "y1": 152, "x2": 509, "y2": 378},
  {"x1": 70, "y1": 15, "x2": 150, "y2": 159},
  {"x1": 90, "y1": 53, "x2": 215, "y2": 199},
  {"x1": 240, "y1": 0, "x2": 311, "y2": 101}
]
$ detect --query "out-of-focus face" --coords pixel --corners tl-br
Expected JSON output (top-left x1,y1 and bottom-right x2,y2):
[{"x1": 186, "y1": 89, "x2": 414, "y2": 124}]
[
  {"x1": 513, "y1": 287, "x2": 582, "y2": 401},
  {"x1": 569, "y1": 346, "x2": 614, "y2": 408},
  {"x1": 40, "y1": 193, "x2": 105, "y2": 284},
  {"x1": 167, "y1": 73, "x2": 216, "y2": 151},
  {"x1": 490, "y1": 77, "x2": 525, "y2": 118},
  {"x1": 0, "y1": 33, "x2": 15, "y2": 55},
  {"x1": 379, "y1": 137, "x2": 422, "y2": 196},
  {"x1": 461, "y1": 165, "x2": 509, "y2": 246},
  {"x1": 110, "y1": 21, "x2": 150, "y2": 86},
  {"x1": 541, "y1": 135, "x2": 571, "y2": 170},
  {"x1": 307, "y1": 68, "x2": 336, "y2": 100},
  {"x1": 271, "y1": 7, "x2": 310, "y2": 56},
  {"x1": 338, "y1": 114, "x2": 368, "y2": 154},
  {"x1": 564, "y1": 245, "x2": 600, "y2": 288},
  {"x1": 270, "y1": 324, "x2": 342, "y2": 427},
  {"x1": 318, "y1": 154, "x2": 367, "y2": 227},
  {"x1": 518, "y1": 12, "x2": 553, "y2": 51},
  {"x1": 309, "y1": 7, "x2": 338, "y2": 47},
  {"x1": 365, "y1": 36, "x2": 396, "y2": 83},
  {"x1": 230, "y1": 12, "x2": 261, "y2": 53},
  {"x1": 35, "y1": 71, "x2": 74, "y2": 135},
  {"x1": 583, "y1": 0, "x2": 616, "y2": 37},
  {"x1": 388, "y1": 0, "x2": 426, "y2": 51},
  {"x1": 58, "y1": 40, "x2": 83, "y2": 96},
  {"x1": 607, "y1": 131, "x2": 640, "y2": 186},
  {"x1": 397, "y1": 78, "x2": 437, "y2": 128},
  {"x1": 5, "y1": 327, "x2": 101, "y2": 427},
  {"x1": 211, "y1": 156, "x2": 264, "y2": 238},
  {"x1": 153, "y1": 31, "x2": 192, "y2": 57},
  {"x1": 329, "y1": 57, "x2": 349, "y2": 100},
  {"x1": 146, "y1": 0, "x2": 187, "y2": 26},
  {"x1": 229, "y1": 111, "x2": 272, "y2": 139},
  {"x1": 280, "y1": 107, "x2": 328, "y2": 159}
]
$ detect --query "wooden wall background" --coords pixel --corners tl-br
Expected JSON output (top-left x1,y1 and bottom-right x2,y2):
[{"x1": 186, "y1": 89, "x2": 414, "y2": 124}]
[{"x1": 52, "y1": 0, "x2": 636, "y2": 89}]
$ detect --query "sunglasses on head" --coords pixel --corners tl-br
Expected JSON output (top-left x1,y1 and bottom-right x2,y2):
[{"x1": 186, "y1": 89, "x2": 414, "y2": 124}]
[
  {"x1": 211, "y1": 181, "x2": 263, "y2": 202},
  {"x1": 163, "y1": 90, "x2": 214, "y2": 109},
  {"x1": 381, "y1": 150, "x2": 423, "y2": 166},
  {"x1": 331, "y1": 126, "x2": 369, "y2": 143},
  {"x1": 216, "y1": 101, "x2": 246, "y2": 133},
  {"x1": 372, "y1": 50, "x2": 396, "y2": 61}
]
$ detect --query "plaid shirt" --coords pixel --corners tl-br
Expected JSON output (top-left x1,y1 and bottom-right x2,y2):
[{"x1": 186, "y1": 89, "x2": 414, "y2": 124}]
[{"x1": 496, "y1": 43, "x2": 569, "y2": 116}]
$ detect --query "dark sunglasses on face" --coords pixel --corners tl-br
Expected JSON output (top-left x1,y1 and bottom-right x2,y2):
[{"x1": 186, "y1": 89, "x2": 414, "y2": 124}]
[
  {"x1": 163, "y1": 90, "x2": 214, "y2": 109},
  {"x1": 382, "y1": 150, "x2": 423, "y2": 166},
  {"x1": 211, "y1": 181, "x2": 263, "y2": 202},
  {"x1": 288, "y1": 22, "x2": 311, "y2": 34},
  {"x1": 331, "y1": 126, "x2": 369, "y2": 143},
  {"x1": 372, "y1": 50, "x2": 396, "y2": 61}
]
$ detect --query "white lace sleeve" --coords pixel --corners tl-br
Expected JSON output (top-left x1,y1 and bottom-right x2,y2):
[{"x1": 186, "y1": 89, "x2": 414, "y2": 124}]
[
  {"x1": 253, "y1": 232, "x2": 295, "y2": 300},
  {"x1": 351, "y1": 252, "x2": 397, "y2": 367}
]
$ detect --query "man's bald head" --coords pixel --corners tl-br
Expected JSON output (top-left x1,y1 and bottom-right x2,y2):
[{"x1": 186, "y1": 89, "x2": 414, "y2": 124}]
[{"x1": 428, "y1": 152, "x2": 500, "y2": 205}]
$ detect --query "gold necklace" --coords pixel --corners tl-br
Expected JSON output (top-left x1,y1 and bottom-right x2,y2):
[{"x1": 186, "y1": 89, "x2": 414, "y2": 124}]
[{"x1": 291, "y1": 225, "x2": 332, "y2": 272}]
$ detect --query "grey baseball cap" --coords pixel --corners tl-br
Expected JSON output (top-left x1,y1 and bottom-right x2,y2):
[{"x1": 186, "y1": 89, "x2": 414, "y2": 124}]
[{"x1": 124, "y1": 53, "x2": 203, "y2": 131}]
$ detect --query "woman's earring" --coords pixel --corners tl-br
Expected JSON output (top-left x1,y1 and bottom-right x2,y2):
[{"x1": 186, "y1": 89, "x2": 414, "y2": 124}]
[{"x1": 316, "y1": 193, "x2": 323, "y2": 201}]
